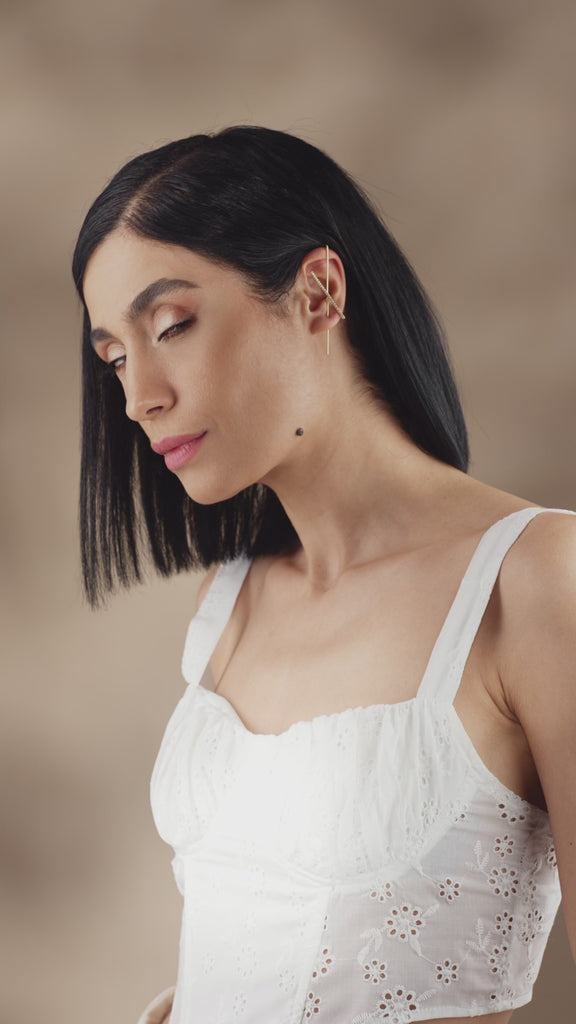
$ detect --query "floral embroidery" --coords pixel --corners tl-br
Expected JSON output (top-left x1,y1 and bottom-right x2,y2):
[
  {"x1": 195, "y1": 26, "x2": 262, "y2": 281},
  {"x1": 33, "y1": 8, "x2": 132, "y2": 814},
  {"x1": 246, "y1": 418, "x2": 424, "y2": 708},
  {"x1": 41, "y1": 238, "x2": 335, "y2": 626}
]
[
  {"x1": 520, "y1": 908, "x2": 543, "y2": 944},
  {"x1": 436, "y1": 959, "x2": 459, "y2": 985},
  {"x1": 469, "y1": 839, "x2": 490, "y2": 873},
  {"x1": 494, "y1": 911, "x2": 514, "y2": 938},
  {"x1": 351, "y1": 986, "x2": 436, "y2": 1024},
  {"x1": 289, "y1": 889, "x2": 308, "y2": 913},
  {"x1": 420, "y1": 799, "x2": 440, "y2": 831},
  {"x1": 335, "y1": 727, "x2": 352, "y2": 753},
  {"x1": 156, "y1": 533, "x2": 568, "y2": 1024},
  {"x1": 525, "y1": 960, "x2": 540, "y2": 985},
  {"x1": 488, "y1": 866, "x2": 519, "y2": 899},
  {"x1": 362, "y1": 958, "x2": 387, "y2": 984},
  {"x1": 234, "y1": 944, "x2": 257, "y2": 978},
  {"x1": 277, "y1": 967, "x2": 297, "y2": 994},
  {"x1": 520, "y1": 876, "x2": 537, "y2": 902},
  {"x1": 312, "y1": 946, "x2": 334, "y2": 978},
  {"x1": 493, "y1": 834, "x2": 514, "y2": 858},
  {"x1": 201, "y1": 952, "x2": 215, "y2": 975},
  {"x1": 489, "y1": 985, "x2": 518, "y2": 1010},
  {"x1": 497, "y1": 801, "x2": 526, "y2": 824},
  {"x1": 437, "y1": 878, "x2": 461, "y2": 902},
  {"x1": 385, "y1": 906, "x2": 424, "y2": 942},
  {"x1": 487, "y1": 944, "x2": 511, "y2": 978},
  {"x1": 232, "y1": 991, "x2": 247, "y2": 1017},
  {"x1": 303, "y1": 991, "x2": 321, "y2": 1018},
  {"x1": 418, "y1": 751, "x2": 435, "y2": 788},
  {"x1": 377, "y1": 986, "x2": 418, "y2": 1022},
  {"x1": 357, "y1": 927, "x2": 385, "y2": 967},
  {"x1": 369, "y1": 880, "x2": 394, "y2": 903},
  {"x1": 447, "y1": 798, "x2": 468, "y2": 823}
]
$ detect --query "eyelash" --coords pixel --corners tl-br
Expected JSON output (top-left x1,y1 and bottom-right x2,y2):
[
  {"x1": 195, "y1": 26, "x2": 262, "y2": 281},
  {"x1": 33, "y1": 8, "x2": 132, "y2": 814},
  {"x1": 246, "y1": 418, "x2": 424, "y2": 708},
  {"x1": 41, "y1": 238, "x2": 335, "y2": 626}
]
[
  {"x1": 158, "y1": 316, "x2": 195, "y2": 341},
  {"x1": 102, "y1": 317, "x2": 196, "y2": 375}
]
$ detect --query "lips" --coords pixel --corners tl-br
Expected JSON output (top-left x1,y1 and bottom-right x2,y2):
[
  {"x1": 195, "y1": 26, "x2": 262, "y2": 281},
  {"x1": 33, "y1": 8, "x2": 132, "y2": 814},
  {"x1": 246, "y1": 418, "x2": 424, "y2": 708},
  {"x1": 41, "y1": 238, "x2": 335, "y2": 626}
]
[
  {"x1": 151, "y1": 433, "x2": 206, "y2": 456},
  {"x1": 151, "y1": 432, "x2": 207, "y2": 471}
]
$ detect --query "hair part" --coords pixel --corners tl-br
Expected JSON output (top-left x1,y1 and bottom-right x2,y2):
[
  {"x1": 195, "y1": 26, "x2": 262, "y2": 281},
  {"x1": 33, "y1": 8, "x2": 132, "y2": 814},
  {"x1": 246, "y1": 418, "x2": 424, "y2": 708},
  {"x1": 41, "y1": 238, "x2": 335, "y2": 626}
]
[{"x1": 72, "y1": 125, "x2": 469, "y2": 607}]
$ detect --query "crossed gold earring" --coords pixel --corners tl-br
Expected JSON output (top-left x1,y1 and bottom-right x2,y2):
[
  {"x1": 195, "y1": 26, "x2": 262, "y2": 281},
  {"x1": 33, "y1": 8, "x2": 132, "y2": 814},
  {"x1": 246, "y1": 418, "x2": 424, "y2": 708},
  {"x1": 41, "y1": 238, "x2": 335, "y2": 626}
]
[{"x1": 310, "y1": 245, "x2": 346, "y2": 355}]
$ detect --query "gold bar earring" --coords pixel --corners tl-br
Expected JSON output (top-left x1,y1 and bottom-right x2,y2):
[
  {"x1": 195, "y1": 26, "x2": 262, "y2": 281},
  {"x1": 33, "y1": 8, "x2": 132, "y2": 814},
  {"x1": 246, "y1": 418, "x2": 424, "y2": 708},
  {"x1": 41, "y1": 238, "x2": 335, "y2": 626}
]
[{"x1": 309, "y1": 246, "x2": 346, "y2": 356}]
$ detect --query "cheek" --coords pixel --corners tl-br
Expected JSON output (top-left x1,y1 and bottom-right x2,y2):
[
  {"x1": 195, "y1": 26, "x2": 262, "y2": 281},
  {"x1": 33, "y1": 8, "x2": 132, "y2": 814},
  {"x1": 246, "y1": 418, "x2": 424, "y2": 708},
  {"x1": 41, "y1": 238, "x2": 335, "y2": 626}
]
[
  {"x1": 213, "y1": 353, "x2": 278, "y2": 417},
  {"x1": 238, "y1": 373, "x2": 298, "y2": 436},
  {"x1": 187, "y1": 314, "x2": 308, "y2": 433}
]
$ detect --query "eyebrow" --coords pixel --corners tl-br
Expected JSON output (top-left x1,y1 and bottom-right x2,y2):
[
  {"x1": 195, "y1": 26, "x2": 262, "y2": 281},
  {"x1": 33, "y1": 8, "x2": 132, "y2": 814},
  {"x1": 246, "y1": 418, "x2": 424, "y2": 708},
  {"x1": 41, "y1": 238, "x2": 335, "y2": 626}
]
[{"x1": 89, "y1": 278, "x2": 199, "y2": 347}]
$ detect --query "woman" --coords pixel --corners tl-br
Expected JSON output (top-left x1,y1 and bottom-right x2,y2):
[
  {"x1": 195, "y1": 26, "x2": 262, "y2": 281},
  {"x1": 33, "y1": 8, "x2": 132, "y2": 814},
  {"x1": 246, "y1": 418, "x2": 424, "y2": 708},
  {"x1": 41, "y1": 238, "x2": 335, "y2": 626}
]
[{"x1": 72, "y1": 127, "x2": 576, "y2": 1024}]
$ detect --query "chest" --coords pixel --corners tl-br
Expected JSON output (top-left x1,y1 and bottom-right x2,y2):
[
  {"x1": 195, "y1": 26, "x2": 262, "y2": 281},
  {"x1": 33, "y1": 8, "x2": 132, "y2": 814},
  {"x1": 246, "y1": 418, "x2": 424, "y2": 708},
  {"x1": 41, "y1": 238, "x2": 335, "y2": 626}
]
[
  {"x1": 204, "y1": 551, "x2": 544, "y2": 808},
  {"x1": 208, "y1": 542, "x2": 497, "y2": 725}
]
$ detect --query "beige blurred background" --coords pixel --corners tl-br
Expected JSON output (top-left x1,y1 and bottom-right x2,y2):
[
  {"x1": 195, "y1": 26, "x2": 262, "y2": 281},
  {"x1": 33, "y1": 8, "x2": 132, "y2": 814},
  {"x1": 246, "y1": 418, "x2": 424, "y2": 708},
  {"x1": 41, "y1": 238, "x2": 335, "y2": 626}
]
[{"x1": 1, "y1": 1, "x2": 575, "y2": 1021}]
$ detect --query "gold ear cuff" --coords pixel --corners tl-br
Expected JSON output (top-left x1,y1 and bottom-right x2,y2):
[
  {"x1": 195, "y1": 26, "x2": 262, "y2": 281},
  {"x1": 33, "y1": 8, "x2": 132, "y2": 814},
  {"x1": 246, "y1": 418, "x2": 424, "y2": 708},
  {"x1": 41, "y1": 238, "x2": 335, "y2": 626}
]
[{"x1": 310, "y1": 245, "x2": 346, "y2": 355}]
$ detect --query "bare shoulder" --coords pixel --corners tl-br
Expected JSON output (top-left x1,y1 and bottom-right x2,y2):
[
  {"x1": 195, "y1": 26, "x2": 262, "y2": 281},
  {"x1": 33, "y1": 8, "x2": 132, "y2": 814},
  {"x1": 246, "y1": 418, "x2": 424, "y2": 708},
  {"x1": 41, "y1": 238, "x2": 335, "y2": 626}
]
[
  {"x1": 499, "y1": 508, "x2": 576, "y2": 612},
  {"x1": 495, "y1": 507, "x2": 576, "y2": 716},
  {"x1": 195, "y1": 563, "x2": 221, "y2": 613},
  {"x1": 495, "y1": 507, "x2": 576, "y2": 959}
]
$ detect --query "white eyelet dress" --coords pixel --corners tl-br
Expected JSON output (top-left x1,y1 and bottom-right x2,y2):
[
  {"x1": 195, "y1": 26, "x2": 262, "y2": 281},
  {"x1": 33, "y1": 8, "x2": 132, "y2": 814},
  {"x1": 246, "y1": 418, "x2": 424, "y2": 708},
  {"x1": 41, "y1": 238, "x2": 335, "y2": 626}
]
[{"x1": 150, "y1": 506, "x2": 575, "y2": 1024}]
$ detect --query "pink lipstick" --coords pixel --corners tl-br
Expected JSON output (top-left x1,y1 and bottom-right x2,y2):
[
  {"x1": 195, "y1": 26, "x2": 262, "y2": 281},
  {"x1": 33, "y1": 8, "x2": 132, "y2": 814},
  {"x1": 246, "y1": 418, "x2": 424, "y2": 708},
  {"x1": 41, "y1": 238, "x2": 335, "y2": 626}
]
[{"x1": 151, "y1": 432, "x2": 207, "y2": 471}]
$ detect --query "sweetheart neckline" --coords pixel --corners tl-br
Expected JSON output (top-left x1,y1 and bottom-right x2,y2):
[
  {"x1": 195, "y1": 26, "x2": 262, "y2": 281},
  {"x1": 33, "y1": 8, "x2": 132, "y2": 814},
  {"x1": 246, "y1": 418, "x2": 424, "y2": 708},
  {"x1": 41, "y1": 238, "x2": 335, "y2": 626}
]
[
  {"x1": 197, "y1": 677, "x2": 421, "y2": 735},
  {"x1": 192, "y1": 681, "x2": 550, "y2": 822}
]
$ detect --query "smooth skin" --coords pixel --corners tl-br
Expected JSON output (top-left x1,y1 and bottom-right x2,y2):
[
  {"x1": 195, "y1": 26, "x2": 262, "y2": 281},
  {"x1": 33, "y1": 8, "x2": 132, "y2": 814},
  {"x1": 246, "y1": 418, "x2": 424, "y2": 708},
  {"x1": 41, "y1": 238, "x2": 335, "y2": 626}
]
[{"x1": 85, "y1": 230, "x2": 576, "y2": 1023}]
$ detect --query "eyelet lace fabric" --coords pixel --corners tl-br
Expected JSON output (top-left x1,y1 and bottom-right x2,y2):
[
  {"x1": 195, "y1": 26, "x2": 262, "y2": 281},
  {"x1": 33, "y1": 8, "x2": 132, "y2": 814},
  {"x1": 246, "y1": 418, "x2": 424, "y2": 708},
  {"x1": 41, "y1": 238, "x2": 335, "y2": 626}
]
[{"x1": 150, "y1": 507, "x2": 574, "y2": 1023}]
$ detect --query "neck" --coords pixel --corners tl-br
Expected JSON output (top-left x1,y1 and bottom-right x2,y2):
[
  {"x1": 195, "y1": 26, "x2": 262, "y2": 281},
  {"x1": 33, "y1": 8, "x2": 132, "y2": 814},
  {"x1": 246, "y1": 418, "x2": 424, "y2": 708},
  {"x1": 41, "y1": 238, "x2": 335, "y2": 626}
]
[{"x1": 261, "y1": 402, "x2": 469, "y2": 590}]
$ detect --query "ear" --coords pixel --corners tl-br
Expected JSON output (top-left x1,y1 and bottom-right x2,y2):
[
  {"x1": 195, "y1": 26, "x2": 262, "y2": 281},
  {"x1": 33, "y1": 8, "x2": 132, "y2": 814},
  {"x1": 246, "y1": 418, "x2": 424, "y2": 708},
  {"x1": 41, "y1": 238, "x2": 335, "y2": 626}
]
[{"x1": 298, "y1": 247, "x2": 347, "y2": 338}]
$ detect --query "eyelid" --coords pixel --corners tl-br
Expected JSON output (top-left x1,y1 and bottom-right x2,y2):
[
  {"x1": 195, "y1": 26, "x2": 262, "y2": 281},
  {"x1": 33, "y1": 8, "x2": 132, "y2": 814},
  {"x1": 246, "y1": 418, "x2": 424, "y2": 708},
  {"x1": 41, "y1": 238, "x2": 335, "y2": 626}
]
[
  {"x1": 100, "y1": 362, "x2": 120, "y2": 379},
  {"x1": 157, "y1": 316, "x2": 196, "y2": 341},
  {"x1": 102, "y1": 353, "x2": 125, "y2": 376},
  {"x1": 97, "y1": 314, "x2": 196, "y2": 372},
  {"x1": 94, "y1": 338, "x2": 124, "y2": 372}
]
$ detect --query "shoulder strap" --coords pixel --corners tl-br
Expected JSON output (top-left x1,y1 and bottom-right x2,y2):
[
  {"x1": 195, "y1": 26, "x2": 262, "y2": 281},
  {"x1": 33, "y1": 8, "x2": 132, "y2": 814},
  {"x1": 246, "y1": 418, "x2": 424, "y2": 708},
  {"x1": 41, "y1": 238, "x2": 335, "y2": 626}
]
[
  {"x1": 181, "y1": 556, "x2": 253, "y2": 686},
  {"x1": 417, "y1": 507, "x2": 576, "y2": 704}
]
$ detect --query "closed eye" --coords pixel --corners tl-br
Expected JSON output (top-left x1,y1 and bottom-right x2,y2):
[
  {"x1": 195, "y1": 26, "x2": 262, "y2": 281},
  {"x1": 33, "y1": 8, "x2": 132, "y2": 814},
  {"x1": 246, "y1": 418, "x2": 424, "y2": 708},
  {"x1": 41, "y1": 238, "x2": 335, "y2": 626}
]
[
  {"x1": 102, "y1": 354, "x2": 126, "y2": 376},
  {"x1": 100, "y1": 317, "x2": 197, "y2": 377},
  {"x1": 159, "y1": 317, "x2": 196, "y2": 341}
]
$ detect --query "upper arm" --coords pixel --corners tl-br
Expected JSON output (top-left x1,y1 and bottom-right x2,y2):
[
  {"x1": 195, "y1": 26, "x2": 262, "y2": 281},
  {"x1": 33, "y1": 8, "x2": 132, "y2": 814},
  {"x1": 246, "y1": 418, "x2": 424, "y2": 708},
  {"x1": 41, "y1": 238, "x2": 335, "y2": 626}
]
[
  {"x1": 498, "y1": 512, "x2": 576, "y2": 959},
  {"x1": 195, "y1": 563, "x2": 221, "y2": 614}
]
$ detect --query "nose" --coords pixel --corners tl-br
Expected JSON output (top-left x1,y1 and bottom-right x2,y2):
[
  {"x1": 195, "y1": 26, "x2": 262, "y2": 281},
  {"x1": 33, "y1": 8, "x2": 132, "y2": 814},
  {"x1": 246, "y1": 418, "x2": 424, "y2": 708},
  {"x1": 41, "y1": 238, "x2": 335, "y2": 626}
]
[{"x1": 123, "y1": 354, "x2": 175, "y2": 423}]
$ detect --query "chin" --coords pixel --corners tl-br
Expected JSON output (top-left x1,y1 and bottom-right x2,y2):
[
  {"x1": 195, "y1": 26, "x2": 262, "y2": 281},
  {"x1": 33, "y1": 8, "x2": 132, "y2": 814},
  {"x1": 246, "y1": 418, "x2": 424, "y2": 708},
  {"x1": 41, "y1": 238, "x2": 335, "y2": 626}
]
[{"x1": 178, "y1": 473, "x2": 255, "y2": 506}]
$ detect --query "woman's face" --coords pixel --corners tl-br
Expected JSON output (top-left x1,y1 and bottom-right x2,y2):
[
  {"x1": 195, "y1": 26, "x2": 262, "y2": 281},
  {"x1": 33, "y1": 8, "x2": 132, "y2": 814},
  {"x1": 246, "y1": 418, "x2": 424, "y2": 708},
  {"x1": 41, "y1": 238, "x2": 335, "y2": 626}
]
[{"x1": 83, "y1": 229, "x2": 330, "y2": 504}]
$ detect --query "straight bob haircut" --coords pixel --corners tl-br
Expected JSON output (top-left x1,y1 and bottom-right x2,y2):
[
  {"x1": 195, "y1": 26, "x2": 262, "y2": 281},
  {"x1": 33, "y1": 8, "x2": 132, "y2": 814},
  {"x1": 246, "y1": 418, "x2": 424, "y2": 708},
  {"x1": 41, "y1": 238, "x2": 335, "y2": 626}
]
[{"x1": 72, "y1": 125, "x2": 469, "y2": 607}]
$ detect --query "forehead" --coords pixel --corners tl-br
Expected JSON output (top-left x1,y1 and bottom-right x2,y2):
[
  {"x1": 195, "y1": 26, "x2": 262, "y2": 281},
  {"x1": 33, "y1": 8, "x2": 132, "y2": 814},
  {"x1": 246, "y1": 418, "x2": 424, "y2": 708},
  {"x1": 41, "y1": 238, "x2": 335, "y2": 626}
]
[{"x1": 83, "y1": 230, "x2": 244, "y2": 321}]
